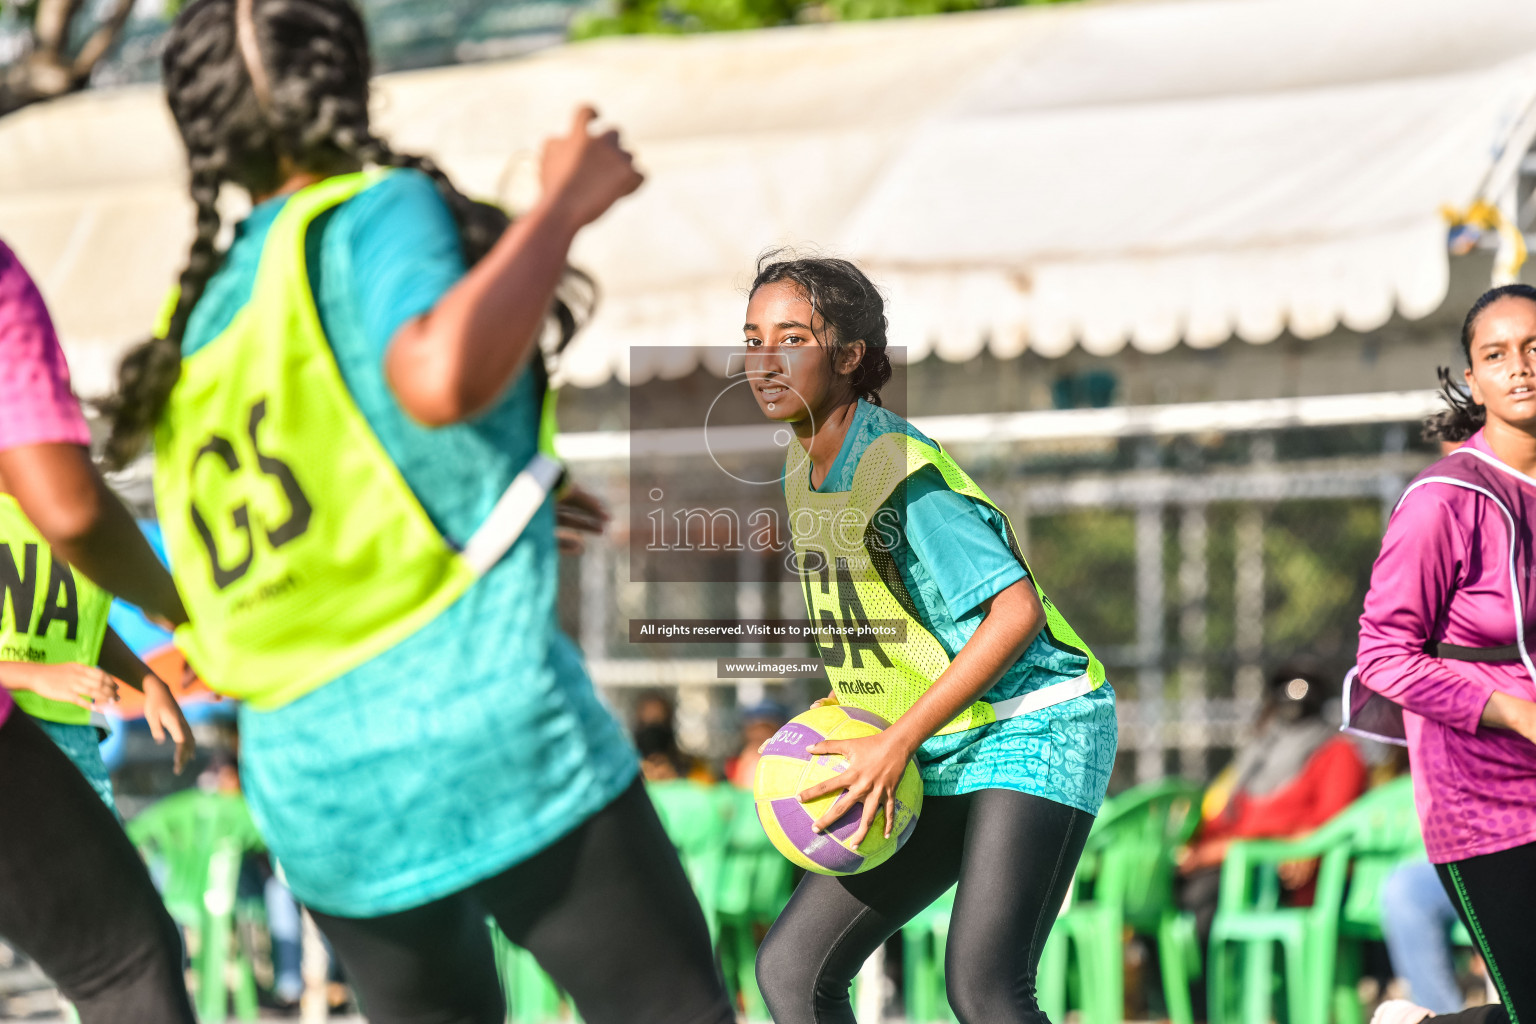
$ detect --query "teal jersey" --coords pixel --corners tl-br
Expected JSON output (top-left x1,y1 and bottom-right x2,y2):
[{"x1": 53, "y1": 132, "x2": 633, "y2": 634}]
[
  {"x1": 808, "y1": 400, "x2": 1116, "y2": 813},
  {"x1": 181, "y1": 170, "x2": 636, "y2": 916}
]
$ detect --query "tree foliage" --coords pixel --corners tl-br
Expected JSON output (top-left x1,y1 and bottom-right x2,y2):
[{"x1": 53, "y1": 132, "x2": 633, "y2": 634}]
[
  {"x1": 0, "y1": 0, "x2": 140, "y2": 115},
  {"x1": 0, "y1": 0, "x2": 1082, "y2": 117},
  {"x1": 572, "y1": 0, "x2": 1076, "y2": 40}
]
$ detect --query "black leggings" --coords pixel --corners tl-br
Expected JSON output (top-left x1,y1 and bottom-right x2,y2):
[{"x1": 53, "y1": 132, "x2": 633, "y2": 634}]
[
  {"x1": 1426, "y1": 840, "x2": 1536, "y2": 1024},
  {"x1": 756, "y1": 788, "x2": 1093, "y2": 1024},
  {"x1": 310, "y1": 776, "x2": 735, "y2": 1024},
  {"x1": 0, "y1": 711, "x2": 195, "y2": 1024}
]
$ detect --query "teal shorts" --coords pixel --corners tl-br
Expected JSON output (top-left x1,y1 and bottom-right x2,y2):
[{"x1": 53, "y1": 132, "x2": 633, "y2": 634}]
[{"x1": 34, "y1": 718, "x2": 117, "y2": 815}]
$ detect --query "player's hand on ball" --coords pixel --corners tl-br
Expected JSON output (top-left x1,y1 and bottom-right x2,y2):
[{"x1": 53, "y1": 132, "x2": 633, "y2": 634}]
[
  {"x1": 809, "y1": 691, "x2": 839, "y2": 709},
  {"x1": 799, "y1": 731, "x2": 915, "y2": 848}
]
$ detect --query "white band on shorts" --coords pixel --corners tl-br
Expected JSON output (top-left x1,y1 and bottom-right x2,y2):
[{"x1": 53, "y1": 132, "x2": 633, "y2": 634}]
[
  {"x1": 460, "y1": 453, "x2": 565, "y2": 576},
  {"x1": 988, "y1": 672, "x2": 1096, "y2": 722}
]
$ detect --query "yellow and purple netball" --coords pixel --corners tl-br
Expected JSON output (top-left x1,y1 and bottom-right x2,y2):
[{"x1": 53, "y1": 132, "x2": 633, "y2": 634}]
[{"x1": 753, "y1": 705, "x2": 922, "y2": 876}]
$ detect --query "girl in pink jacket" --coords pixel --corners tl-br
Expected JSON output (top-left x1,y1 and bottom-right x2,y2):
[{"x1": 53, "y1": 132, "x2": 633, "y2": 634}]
[{"x1": 1358, "y1": 283, "x2": 1536, "y2": 1024}]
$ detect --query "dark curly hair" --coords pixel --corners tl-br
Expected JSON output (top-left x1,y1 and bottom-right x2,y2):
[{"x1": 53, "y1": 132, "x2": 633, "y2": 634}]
[
  {"x1": 1424, "y1": 283, "x2": 1536, "y2": 444},
  {"x1": 101, "y1": 0, "x2": 590, "y2": 468},
  {"x1": 749, "y1": 251, "x2": 892, "y2": 406}
]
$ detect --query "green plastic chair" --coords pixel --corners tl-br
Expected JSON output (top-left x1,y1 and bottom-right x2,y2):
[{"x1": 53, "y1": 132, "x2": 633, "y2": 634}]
[
  {"x1": 1038, "y1": 872, "x2": 1117, "y2": 1024},
  {"x1": 127, "y1": 790, "x2": 265, "y2": 1024},
  {"x1": 1208, "y1": 781, "x2": 1416, "y2": 1024},
  {"x1": 901, "y1": 885, "x2": 957, "y2": 1024},
  {"x1": 646, "y1": 780, "x2": 731, "y2": 942},
  {"x1": 1333, "y1": 777, "x2": 1422, "y2": 1024},
  {"x1": 1330, "y1": 778, "x2": 1474, "y2": 1024},
  {"x1": 900, "y1": 882, "x2": 1088, "y2": 1024},
  {"x1": 1158, "y1": 908, "x2": 1204, "y2": 1024},
  {"x1": 901, "y1": 779, "x2": 1203, "y2": 1024},
  {"x1": 715, "y1": 787, "x2": 795, "y2": 1021},
  {"x1": 1208, "y1": 834, "x2": 1347, "y2": 1024},
  {"x1": 490, "y1": 923, "x2": 578, "y2": 1024},
  {"x1": 1048, "y1": 778, "x2": 1206, "y2": 1024},
  {"x1": 1038, "y1": 876, "x2": 1116, "y2": 1024},
  {"x1": 486, "y1": 782, "x2": 730, "y2": 1024}
]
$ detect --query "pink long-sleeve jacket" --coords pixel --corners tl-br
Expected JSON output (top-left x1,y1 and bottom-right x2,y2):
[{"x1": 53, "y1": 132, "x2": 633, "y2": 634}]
[
  {"x1": 1357, "y1": 430, "x2": 1536, "y2": 863},
  {"x1": 0, "y1": 240, "x2": 94, "y2": 731}
]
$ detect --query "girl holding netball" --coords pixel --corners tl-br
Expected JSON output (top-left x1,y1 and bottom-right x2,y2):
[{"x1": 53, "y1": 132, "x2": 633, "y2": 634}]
[
  {"x1": 744, "y1": 254, "x2": 1118, "y2": 1024},
  {"x1": 1358, "y1": 283, "x2": 1536, "y2": 1024},
  {"x1": 104, "y1": 2, "x2": 732, "y2": 1022}
]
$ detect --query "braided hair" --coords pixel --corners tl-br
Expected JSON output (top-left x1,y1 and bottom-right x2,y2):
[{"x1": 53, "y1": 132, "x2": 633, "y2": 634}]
[
  {"x1": 1424, "y1": 283, "x2": 1536, "y2": 444},
  {"x1": 103, "y1": 0, "x2": 589, "y2": 468},
  {"x1": 749, "y1": 251, "x2": 892, "y2": 406}
]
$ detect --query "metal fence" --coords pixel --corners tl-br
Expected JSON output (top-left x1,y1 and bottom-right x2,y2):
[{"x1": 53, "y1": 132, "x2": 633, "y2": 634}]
[
  {"x1": 101, "y1": 389, "x2": 1443, "y2": 788},
  {"x1": 556, "y1": 393, "x2": 1442, "y2": 789}
]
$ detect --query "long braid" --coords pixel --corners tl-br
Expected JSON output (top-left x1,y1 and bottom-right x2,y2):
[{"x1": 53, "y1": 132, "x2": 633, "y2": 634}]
[
  {"x1": 103, "y1": 168, "x2": 224, "y2": 468},
  {"x1": 105, "y1": 0, "x2": 591, "y2": 464},
  {"x1": 278, "y1": 1, "x2": 594, "y2": 356},
  {"x1": 235, "y1": 0, "x2": 596, "y2": 351},
  {"x1": 247, "y1": 0, "x2": 596, "y2": 358},
  {"x1": 102, "y1": 0, "x2": 268, "y2": 468}
]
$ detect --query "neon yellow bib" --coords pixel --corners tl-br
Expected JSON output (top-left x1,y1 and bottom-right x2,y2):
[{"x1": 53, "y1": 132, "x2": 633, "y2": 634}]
[
  {"x1": 0, "y1": 495, "x2": 112, "y2": 725},
  {"x1": 784, "y1": 431, "x2": 1104, "y2": 736},
  {"x1": 154, "y1": 171, "x2": 561, "y2": 709}
]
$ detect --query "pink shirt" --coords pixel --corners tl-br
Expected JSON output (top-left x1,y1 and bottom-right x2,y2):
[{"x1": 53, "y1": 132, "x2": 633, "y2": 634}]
[
  {"x1": 0, "y1": 240, "x2": 91, "y2": 454},
  {"x1": 1358, "y1": 431, "x2": 1536, "y2": 862},
  {"x1": 0, "y1": 239, "x2": 93, "y2": 727}
]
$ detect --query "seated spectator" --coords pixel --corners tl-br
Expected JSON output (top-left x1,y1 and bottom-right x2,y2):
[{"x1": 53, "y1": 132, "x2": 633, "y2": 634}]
[
  {"x1": 632, "y1": 690, "x2": 715, "y2": 782},
  {"x1": 1177, "y1": 661, "x2": 1368, "y2": 949},
  {"x1": 197, "y1": 728, "x2": 335, "y2": 1013},
  {"x1": 724, "y1": 701, "x2": 789, "y2": 788},
  {"x1": 636, "y1": 723, "x2": 689, "y2": 782},
  {"x1": 1381, "y1": 859, "x2": 1466, "y2": 1014},
  {"x1": 635, "y1": 690, "x2": 676, "y2": 731}
]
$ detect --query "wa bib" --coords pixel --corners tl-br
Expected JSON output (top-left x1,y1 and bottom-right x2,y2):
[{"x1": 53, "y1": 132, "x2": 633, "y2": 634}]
[
  {"x1": 784, "y1": 431, "x2": 1103, "y2": 736},
  {"x1": 0, "y1": 495, "x2": 112, "y2": 725}
]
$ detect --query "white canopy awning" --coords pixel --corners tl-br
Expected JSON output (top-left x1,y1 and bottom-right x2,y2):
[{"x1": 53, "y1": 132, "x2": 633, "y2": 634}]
[{"x1": 3, "y1": 0, "x2": 1536, "y2": 392}]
